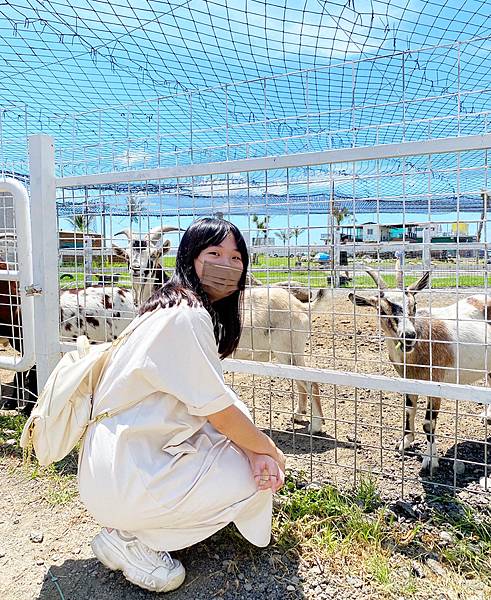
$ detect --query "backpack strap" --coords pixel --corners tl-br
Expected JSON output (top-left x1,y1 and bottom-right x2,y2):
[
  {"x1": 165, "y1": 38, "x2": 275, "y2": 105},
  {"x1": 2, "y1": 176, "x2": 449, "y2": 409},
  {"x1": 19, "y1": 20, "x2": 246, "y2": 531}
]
[{"x1": 87, "y1": 309, "x2": 159, "y2": 422}]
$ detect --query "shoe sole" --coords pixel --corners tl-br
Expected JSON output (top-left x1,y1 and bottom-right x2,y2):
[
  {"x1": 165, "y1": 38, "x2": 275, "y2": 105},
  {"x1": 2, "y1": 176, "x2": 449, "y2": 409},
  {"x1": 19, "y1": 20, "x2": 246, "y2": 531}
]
[{"x1": 91, "y1": 532, "x2": 186, "y2": 593}]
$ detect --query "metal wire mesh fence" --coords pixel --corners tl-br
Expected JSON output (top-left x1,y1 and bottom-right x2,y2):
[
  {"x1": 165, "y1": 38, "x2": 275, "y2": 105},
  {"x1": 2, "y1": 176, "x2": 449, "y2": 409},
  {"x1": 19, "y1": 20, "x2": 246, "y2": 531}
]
[{"x1": 35, "y1": 134, "x2": 487, "y2": 499}]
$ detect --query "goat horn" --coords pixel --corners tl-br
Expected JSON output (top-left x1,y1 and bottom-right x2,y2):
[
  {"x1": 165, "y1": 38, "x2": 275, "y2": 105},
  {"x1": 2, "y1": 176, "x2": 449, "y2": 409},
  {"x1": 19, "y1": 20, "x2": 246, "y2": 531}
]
[
  {"x1": 147, "y1": 226, "x2": 181, "y2": 244},
  {"x1": 365, "y1": 267, "x2": 388, "y2": 290},
  {"x1": 114, "y1": 229, "x2": 132, "y2": 239},
  {"x1": 395, "y1": 257, "x2": 403, "y2": 289}
]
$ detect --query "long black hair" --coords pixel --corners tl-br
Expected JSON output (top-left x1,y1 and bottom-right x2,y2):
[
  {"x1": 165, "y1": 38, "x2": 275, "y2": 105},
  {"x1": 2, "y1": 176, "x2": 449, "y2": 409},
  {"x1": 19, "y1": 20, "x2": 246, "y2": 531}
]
[{"x1": 139, "y1": 217, "x2": 249, "y2": 358}]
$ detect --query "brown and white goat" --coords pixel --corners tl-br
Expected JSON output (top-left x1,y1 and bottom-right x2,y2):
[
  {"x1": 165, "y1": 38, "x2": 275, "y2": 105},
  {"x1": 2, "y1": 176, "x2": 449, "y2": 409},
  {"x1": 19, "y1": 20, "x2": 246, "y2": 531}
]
[
  {"x1": 236, "y1": 287, "x2": 329, "y2": 433},
  {"x1": 349, "y1": 268, "x2": 491, "y2": 470}
]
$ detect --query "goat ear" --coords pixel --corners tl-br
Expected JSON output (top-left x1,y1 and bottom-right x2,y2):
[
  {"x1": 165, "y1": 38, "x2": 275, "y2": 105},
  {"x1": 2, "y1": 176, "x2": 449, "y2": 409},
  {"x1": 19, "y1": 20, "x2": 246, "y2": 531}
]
[
  {"x1": 160, "y1": 239, "x2": 171, "y2": 256},
  {"x1": 112, "y1": 245, "x2": 128, "y2": 261},
  {"x1": 150, "y1": 247, "x2": 163, "y2": 261},
  {"x1": 408, "y1": 271, "x2": 430, "y2": 293},
  {"x1": 348, "y1": 292, "x2": 376, "y2": 307}
]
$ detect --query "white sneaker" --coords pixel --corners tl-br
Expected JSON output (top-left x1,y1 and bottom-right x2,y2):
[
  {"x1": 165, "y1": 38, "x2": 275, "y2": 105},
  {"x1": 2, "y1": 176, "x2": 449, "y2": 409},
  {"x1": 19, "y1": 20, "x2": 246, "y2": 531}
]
[{"x1": 91, "y1": 528, "x2": 186, "y2": 593}]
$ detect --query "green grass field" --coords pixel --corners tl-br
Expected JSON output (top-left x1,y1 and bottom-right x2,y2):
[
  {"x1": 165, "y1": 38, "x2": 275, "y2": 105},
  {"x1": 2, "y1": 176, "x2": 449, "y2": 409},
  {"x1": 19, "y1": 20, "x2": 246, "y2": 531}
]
[{"x1": 59, "y1": 256, "x2": 489, "y2": 290}]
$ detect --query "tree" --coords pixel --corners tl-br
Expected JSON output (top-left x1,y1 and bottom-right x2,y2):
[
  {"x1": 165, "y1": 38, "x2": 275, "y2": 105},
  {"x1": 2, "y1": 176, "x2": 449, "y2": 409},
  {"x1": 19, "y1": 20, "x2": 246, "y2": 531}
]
[
  {"x1": 274, "y1": 229, "x2": 293, "y2": 246},
  {"x1": 66, "y1": 214, "x2": 96, "y2": 232},
  {"x1": 251, "y1": 214, "x2": 271, "y2": 265},
  {"x1": 252, "y1": 214, "x2": 270, "y2": 245},
  {"x1": 332, "y1": 206, "x2": 349, "y2": 226},
  {"x1": 291, "y1": 226, "x2": 306, "y2": 245},
  {"x1": 126, "y1": 194, "x2": 145, "y2": 224}
]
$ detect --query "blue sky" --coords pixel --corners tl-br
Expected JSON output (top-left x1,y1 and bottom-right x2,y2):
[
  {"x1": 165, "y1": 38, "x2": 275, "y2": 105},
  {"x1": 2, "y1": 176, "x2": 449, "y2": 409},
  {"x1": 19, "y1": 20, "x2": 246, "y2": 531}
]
[{"x1": 1, "y1": 1, "x2": 490, "y2": 243}]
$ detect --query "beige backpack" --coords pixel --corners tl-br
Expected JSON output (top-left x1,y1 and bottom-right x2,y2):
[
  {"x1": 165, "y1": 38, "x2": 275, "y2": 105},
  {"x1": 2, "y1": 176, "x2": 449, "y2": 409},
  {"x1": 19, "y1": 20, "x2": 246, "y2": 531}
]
[{"x1": 20, "y1": 313, "x2": 151, "y2": 466}]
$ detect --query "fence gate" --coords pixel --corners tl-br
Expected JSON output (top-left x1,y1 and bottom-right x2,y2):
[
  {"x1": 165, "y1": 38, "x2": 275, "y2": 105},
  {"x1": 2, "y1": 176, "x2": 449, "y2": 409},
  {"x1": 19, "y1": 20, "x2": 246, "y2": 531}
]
[{"x1": 0, "y1": 178, "x2": 35, "y2": 409}]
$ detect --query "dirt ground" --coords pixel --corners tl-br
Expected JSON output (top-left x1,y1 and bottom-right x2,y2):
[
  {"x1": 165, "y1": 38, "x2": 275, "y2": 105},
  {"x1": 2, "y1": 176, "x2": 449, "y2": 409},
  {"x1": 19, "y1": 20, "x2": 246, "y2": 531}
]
[
  {"x1": 1, "y1": 287, "x2": 490, "y2": 599},
  {"x1": 228, "y1": 289, "x2": 491, "y2": 502}
]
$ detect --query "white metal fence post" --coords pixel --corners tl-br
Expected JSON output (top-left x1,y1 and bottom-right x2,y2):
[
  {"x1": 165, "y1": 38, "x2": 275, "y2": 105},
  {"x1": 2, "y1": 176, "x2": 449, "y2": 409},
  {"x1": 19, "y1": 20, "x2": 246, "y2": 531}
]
[
  {"x1": 29, "y1": 134, "x2": 61, "y2": 389},
  {"x1": 84, "y1": 236, "x2": 93, "y2": 288}
]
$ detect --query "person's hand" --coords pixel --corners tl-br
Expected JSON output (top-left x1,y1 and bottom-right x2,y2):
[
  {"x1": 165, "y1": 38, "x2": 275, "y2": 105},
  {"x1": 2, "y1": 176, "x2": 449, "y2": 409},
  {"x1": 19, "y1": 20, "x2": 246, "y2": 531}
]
[
  {"x1": 273, "y1": 447, "x2": 286, "y2": 474},
  {"x1": 248, "y1": 453, "x2": 285, "y2": 493}
]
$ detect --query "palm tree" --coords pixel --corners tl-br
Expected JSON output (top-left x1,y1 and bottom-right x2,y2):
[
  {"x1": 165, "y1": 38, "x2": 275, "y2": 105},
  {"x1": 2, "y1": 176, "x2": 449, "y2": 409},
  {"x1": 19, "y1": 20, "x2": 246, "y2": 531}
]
[
  {"x1": 127, "y1": 194, "x2": 145, "y2": 224},
  {"x1": 252, "y1": 214, "x2": 270, "y2": 245},
  {"x1": 66, "y1": 214, "x2": 96, "y2": 232},
  {"x1": 332, "y1": 206, "x2": 349, "y2": 226},
  {"x1": 251, "y1": 214, "x2": 271, "y2": 265},
  {"x1": 291, "y1": 226, "x2": 306, "y2": 245},
  {"x1": 274, "y1": 230, "x2": 293, "y2": 246}
]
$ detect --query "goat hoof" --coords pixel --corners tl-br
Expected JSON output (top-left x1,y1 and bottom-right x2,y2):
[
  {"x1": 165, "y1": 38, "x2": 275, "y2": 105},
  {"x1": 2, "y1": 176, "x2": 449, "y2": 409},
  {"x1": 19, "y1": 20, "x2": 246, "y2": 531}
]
[
  {"x1": 397, "y1": 435, "x2": 414, "y2": 453},
  {"x1": 309, "y1": 418, "x2": 323, "y2": 434},
  {"x1": 479, "y1": 408, "x2": 491, "y2": 425},
  {"x1": 421, "y1": 455, "x2": 439, "y2": 471},
  {"x1": 293, "y1": 407, "x2": 307, "y2": 424}
]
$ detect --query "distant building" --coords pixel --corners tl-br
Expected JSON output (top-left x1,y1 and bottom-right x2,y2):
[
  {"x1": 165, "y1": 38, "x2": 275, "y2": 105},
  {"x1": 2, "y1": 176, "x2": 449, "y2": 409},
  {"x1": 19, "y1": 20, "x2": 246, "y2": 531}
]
[{"x1": 338, "y1": 221, "x2": 474, "y2": 245}]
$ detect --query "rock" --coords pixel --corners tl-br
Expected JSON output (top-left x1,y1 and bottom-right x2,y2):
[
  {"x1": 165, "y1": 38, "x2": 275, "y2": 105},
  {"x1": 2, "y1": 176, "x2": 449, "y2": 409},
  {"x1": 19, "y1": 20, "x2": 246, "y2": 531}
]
[
  {"x1": 30, "y1": 531, "x2": 44, "y2": 543},
  {"x1": 453, "y1": 460, "x2": 465, "y2": 475},
  {"x1": 244, "y1": 583, "x2": 253, "y2": 592},
  {"x1": 305, "y1": 481, "x2": 322, "y2": 490},
  {"x1": 392, "y1": 500, "x2": 419, "y2": 520},
  {"x1": 237, "y1": 573, "x2": 244, "y2": 580},
  {"x1": 411, "y1": 561, "x2": 425, "y2": 578},
  {"x1": 213, "y1": 553, "x2": 219, "y2": 560},
  {"x1": 286, "y1": 584, "x2": 295, "y2": 591},
  {"x1": 0, "y1": 550, "x2": 5, "y2": 558},
  {"x1": 346, "y1": 575, "x2": 363, "y2": 588},
  {"x1": 36, "y1": 559, "x2": 44, "y2": 566},
  {"x1": 479, "y1": 476, "x2": 491, "y2": 490},
  {"x1": 5, "y1": 439, "x2": 16, "y2": 446},
  {"x1": 439, "y1": 531, "x2": 453, "y2": 544},
  {"x1": 426, "y1": 558, "x2": 446, "y2": 577}
]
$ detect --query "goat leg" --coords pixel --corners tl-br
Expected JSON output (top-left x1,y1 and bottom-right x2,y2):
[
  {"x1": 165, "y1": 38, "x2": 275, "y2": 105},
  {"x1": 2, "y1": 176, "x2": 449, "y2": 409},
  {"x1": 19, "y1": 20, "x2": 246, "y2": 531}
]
[
  {"x1": 294, "y1": 381, "x2": 308, "y2": 421},
  {"x1": 479, "y1": 373, "x2": 491, "y2": 424},
  {"x1": 421, "y1": 396, "x2": 441, "y2": 471},
  {"x1": 309, "y1": 381, "x2": 323, "y2": 434},
  {"x1": 398, "y1": 393, "x2": 417, "y2": 453}
]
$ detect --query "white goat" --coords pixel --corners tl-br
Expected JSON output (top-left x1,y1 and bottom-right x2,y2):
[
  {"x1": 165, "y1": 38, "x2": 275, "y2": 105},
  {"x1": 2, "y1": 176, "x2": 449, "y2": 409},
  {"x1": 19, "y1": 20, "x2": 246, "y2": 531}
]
[
  {"x1": 113, "y1": 225, "x2": 180, "y2": 305},
  {"x1": 235, "y1": 287, "x2": 329, "y2": 433},
  {"x1": 93, "y1": 233, "x2": 329, "y2": 432},
  {"x1": 60, "y1": 226, "x2": 178, "y2": 342},
  {"x1": 349, "y1": 267, "x2": 491, "y2": 470}
]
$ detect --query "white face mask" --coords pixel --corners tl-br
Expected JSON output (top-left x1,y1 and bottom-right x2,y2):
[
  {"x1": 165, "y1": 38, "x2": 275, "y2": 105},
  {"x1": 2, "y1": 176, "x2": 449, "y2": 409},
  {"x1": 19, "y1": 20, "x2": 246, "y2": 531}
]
[{"x1": 199, "y1": 260, "x2": 242, "y2": 301}]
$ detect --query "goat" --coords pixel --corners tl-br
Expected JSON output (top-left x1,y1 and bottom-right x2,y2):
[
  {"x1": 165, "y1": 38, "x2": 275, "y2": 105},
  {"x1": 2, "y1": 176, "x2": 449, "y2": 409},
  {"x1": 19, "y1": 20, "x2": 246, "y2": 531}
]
[
  {"x1": 349, "y1": 266, "x2": 491, "y2": 470},
  {"x1": 58, "y1": 225, "x2": 179, "y2": 341},
  {"x1": 235, "y1": 286, "x2": 329, "y2": 433},
  {"x1": 246, "y1": 272, "x2": 312, "y2": 302},
  {"x1": 112, "y1": 225, "x2": 179, "y2": 306}
]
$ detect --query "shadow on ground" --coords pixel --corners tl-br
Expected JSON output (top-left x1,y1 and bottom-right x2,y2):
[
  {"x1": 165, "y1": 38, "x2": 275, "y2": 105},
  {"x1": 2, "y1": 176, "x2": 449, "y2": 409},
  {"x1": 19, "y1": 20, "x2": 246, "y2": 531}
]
[
  {"x1": 37, "y1": 528, "x2": 306, "y2": 600},
  {"x1": 420, "y1": 436, "x2": 491, "y2": 497}
]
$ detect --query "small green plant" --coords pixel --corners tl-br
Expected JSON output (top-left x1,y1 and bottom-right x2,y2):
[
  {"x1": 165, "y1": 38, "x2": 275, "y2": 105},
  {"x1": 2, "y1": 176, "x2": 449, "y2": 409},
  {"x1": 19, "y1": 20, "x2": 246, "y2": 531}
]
[
  {"x1": 366, "y1": 552, "x2": 392, "y2": 587},
  {"x1": 354, "y1": 475, "x2": 381, "y2": 512},
  {"x1": 0, "y1": 414, "x2": 27, "y2": 444},
  {"x1": 43, "y1": 471, "x2": 78, "y2": 506}
]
